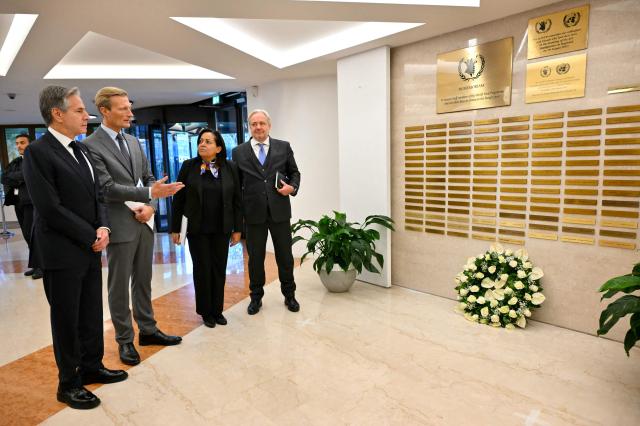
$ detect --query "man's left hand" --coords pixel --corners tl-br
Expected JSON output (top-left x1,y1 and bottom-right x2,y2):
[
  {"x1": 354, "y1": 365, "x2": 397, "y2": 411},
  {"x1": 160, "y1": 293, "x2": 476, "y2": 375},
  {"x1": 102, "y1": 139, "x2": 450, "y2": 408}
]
[
  {"x1": 277, "y1": 181, "x2": 295, "y2": 196},
  {"x1": 134, "y1": 205, "x2": 155, "y2": 223}
]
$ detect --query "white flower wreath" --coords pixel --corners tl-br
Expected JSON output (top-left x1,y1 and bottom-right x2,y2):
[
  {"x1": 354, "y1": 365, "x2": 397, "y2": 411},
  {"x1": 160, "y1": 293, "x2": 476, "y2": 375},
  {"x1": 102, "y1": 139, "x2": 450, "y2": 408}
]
[{"x1": 454, "y1": 243, "x2": 546, "y2": 329}]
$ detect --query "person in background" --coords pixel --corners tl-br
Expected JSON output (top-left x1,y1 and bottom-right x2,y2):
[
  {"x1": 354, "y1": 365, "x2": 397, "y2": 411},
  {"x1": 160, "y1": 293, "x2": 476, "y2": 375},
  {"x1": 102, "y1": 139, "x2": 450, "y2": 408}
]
[
  {"x1": 23, "y1": 85, "x2": 127, "y2": 410},
  {"x1": 171, "y1": 128, "x2": 242, "y2": 328},
  {"x1": 1, "y1": 134, "x2": 42, "y2": 279}
]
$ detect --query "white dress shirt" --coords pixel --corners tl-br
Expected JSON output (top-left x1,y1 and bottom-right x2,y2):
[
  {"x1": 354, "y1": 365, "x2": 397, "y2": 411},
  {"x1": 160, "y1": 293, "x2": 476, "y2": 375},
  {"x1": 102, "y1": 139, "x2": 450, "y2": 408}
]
[
  {"x1": 251, "y1": 137, "x2": 270, "y2": 160},
  {"x1": 48, "y1": 126, "x2": 94, "y2": 181}
]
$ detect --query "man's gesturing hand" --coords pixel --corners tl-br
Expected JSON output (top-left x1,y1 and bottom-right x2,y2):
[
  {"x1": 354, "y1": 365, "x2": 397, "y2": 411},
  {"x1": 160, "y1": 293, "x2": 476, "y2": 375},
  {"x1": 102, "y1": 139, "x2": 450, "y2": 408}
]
[{"x1": 151, "y1": 176, "x2": 185, "y2": 199}]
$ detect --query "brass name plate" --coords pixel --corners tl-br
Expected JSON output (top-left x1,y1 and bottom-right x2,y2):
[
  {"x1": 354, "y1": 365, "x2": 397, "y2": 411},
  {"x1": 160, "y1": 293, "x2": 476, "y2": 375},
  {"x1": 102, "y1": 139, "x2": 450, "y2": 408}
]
[
  {"x1": 526, "y1": 53, "x2": 587, "y2": 104},
  {"x1": 436, "y1": 37, "x2": 513, "y2": 114},
  {"x1": 527, "y1": 5, "x2": 589, "y2": 60}
]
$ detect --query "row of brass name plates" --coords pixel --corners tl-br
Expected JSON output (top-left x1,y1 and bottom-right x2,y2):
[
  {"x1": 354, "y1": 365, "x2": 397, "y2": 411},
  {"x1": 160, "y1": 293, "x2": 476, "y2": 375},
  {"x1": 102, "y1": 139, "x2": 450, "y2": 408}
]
[{"x1": 403, "y1": 104, "x2": 640, "y2": 249}]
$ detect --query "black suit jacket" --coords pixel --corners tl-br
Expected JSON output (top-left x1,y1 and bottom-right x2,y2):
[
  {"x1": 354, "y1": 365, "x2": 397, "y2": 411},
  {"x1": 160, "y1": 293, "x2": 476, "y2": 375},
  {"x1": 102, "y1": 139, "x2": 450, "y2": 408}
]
[
  {"x1": 170, "y1": 157, "x2": 243, "y2": 235},
  {"x1": 231, "y1": 138, "x2": 301, "y2": 224},
  {"x1": 22, "y1": 131, "x2": 109, "y2": 270},
  {"x1": 1, "y1": 156, "x2": 31, "y2": 207}
]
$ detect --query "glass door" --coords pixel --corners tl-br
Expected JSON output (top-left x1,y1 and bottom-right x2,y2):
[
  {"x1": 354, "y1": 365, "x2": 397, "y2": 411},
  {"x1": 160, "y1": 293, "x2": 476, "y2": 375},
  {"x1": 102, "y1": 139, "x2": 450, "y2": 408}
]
[{"x1": 149, "y1": 125, "x2": 169, "y2": 231}]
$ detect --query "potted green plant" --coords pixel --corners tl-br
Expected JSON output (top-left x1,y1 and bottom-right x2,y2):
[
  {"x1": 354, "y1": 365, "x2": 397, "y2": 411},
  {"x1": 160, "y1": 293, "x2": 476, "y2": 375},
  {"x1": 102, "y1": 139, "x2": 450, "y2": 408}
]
[
  {"x1": 291, "y1": 211, "x2": 394, "y2": 292},
  {"x1": 597, "y1": 262, "x2": 640, "y2": 356}
]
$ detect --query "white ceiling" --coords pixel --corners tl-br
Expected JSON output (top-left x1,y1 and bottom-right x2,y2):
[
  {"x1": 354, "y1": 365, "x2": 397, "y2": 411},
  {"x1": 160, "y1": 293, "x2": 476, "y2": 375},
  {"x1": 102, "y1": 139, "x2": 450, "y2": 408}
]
[{"x1": 0, "y1": 0, "x2": 562, "y2": 124}]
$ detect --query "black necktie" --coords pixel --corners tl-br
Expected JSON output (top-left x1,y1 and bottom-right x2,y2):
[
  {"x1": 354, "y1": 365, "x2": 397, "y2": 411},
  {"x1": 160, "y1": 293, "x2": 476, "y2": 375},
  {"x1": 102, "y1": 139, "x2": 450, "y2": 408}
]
[
  {"x1": 116, "y1": 133, "x2": 132, "y2": 169},
  {"x1": 69, "y1": 141, "x2": 93, "y2": 181}
]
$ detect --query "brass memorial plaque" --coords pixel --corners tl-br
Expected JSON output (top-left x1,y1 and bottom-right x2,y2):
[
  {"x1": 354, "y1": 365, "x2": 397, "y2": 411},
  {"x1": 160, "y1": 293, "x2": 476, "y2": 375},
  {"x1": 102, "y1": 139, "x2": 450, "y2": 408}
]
[
  {"x1": 527, "y1": 5, "x2": 589, "y2": 60},
  {"x1": 436, "y1": 37, "x2": 513, "y2": 114},
  {"x1": 526, "y1": 53, "x2": 586, "y2": 104}
]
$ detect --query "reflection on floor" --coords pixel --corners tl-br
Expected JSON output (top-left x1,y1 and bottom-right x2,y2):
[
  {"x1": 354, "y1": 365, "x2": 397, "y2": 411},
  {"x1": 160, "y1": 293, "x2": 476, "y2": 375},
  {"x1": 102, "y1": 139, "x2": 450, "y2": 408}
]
[{"x1": 1, "y1": 231, "x2": 639, "y2": 425}]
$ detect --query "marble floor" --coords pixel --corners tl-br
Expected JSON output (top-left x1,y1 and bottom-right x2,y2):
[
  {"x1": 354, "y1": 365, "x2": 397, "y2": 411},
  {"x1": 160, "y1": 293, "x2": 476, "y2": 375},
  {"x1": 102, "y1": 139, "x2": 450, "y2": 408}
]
[{"x1": 0, "y1": 231, "x2": 639, "y2": 425}]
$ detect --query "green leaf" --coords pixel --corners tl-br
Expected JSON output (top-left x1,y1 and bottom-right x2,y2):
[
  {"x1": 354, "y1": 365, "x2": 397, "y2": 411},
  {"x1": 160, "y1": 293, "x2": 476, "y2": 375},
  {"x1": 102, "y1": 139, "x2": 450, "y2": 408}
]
[
  {"x1": 599, "y1": 275, "x2": 640, "y2": 300},
  {"x1": 291, "y1": 235, "x2": 307, "y2": 246},
  {"x1": 597, "y1": 295, "x2": 640, "y2": 336},
  {"x1": 633, "y1": 263, "x2": 640, "y2": 277},
  {"x1": 623, "y1": 313, "x2": 640, "y2": 356}
]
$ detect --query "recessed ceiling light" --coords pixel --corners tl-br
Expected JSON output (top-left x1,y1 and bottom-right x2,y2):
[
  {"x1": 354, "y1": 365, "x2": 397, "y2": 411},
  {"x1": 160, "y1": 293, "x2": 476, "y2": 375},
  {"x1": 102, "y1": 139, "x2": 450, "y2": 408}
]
[
  {"x1": 296, "y1": 0, "x2": 479, "y2": 6},
  {"x1": 171, "y1": 17, "x2": 424, "y2": 68},
  {"x1": 44, "y1": 32, "x2": 233, "y2": 79},
  {"x1": 0, "y1": 14, "x2": 38, "y2": 76},
  {"x1": 44, "y1": 64, "x2": 232, "y2": 79}
]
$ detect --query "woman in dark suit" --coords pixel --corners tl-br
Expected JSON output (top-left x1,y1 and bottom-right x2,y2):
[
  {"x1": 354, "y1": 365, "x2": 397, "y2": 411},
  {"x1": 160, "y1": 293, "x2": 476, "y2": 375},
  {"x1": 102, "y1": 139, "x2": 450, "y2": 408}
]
[{"x1": 171, "y1": 128, "x2": 242, "y2": 328}]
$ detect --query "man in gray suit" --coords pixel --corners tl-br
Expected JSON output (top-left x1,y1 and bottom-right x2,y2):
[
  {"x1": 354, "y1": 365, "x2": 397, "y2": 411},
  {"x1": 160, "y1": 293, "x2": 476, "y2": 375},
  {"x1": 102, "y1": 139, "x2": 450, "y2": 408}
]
[{"x1": 85, "y1": 87, "x2": 184, "y2": 366}]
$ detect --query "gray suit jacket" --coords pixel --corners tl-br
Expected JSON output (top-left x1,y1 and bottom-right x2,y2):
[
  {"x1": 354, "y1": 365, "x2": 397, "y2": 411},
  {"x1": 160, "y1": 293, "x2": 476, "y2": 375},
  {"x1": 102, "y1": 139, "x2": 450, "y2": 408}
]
[{"x1": 85, "y1": 126, "x2": 158, "y2": 243}]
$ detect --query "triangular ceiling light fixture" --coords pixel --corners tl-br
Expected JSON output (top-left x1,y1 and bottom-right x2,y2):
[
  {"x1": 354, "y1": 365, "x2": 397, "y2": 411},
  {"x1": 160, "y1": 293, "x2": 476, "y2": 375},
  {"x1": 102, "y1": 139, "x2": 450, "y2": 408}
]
[
  {"x1": 171, "y1": 17, "x2": 423, "y2": 69},
  {"x1": 44, "y1": 32, "x2": 233, "y2": 79}
]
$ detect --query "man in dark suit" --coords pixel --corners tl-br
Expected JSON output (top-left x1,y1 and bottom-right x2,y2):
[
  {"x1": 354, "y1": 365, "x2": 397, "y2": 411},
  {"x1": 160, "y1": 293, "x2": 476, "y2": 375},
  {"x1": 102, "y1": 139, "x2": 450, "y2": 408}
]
[
  {"x1": 1, "y1": 133, "x2": 42, "y2": 279},
  {"x1": 23, "y1": 86, "x2": 127, "y2": 410},
  {"x1": 85, "y1": 87, "x2": 184, "y2": 366},
  {"x1": 232, "y1": 109, "x2": 301, "y2": 315}
]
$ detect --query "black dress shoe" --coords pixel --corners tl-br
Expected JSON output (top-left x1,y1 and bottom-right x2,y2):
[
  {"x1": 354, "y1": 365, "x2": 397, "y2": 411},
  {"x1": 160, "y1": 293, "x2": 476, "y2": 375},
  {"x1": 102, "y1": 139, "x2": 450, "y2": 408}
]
[
  {"x1": 202, "y1": 315, "x2": 216, "y2": 328},
  {"x1": 24, "y1": 268, "x2": 35, "y2": 277},
  {"x1": 214, "y1": 313, "x2": 227, "y2": 325},
  {"x1": 139, "y1": 329, "x2": 182, "y2": 346},
  {"x1": 119, "y1": 342, "x2": 140, "y2": 365},
  {"x1": 82, "y1": 367, "x2": 128, "y2": 385},
  {"x1": 284, "y1": 296, "x2": 300, "y2": 312},
  {"x1": 57, "y1": 386, "x2": 100, "y2": 410},
  {"x1": 247, "y1": 300, "x2": 262, "y2": 315},
  {"x1": 31, "y1": 268, "x2": 43, "y2": 280}
]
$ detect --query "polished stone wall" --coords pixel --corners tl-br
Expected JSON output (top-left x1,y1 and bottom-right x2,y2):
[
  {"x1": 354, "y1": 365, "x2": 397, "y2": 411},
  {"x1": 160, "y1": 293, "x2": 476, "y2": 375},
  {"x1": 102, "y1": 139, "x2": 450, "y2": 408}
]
[{"x1": 390, "y1": 0, "x2": 640, "y2": 340}]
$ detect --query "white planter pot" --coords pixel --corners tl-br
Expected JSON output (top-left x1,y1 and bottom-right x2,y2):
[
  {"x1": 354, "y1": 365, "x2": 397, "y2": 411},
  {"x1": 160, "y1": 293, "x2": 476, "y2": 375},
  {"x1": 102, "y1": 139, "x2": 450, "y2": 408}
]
[{"x1": 318, "y1": 264, "x2": 357, "y2": 293}]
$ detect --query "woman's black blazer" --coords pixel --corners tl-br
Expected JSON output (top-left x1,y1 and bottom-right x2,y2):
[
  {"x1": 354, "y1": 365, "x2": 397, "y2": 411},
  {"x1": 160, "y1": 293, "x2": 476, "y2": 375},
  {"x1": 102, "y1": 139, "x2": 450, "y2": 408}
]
[{"x1": 171, "y1": 157, "x2": 243, "y2": 235}]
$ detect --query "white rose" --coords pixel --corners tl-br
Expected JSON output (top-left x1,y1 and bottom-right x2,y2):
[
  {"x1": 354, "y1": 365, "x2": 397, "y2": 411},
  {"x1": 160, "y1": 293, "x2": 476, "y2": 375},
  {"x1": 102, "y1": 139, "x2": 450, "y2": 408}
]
[
  {"x1": 509, "y1": 260, "x2": 518, "y2": 268},
  {"x1": 508, "y1": 297, "x2": 518, "y2": 305},
  {"x1": 517, "y1": 270, "x2": 527, "y2": 279},
  {"x1": 504, "y1": 287, "x2": 513, "y2": 295},
  {"x1": 524, "y1": 308, "x2": 532, "y2": 317},
  {"x1": 515, "y1": 248, "x2": 528, "y2": 261},
  {"x1": 491, "y1": 315, "x2": 500, "y2": 323},
  {"x1": 505, "y1": 323, "x2": 515, "y2": 330},
  {"x1": 498, "y1": 256, "x2": 506, "y2": 263},
  {"x1": 523, "y1": 262, "x2": 532, "y2": 270},
  {"x1": 490, "y1": 300, "x2": 499, "y2": 308},
  {"x1": 493, "y1": 289, "x2": 505, "y2": 301},
  {"x1": 499, "y1": 306, "x2": 509, "y2": 314},
  {"x1": 480, "y1": 318, "x2": 488, "y2": 324},
  {"x1": 529, "y1": 284, "x2": 538, "y2": 292},
  {"x1": 500, "y1": 274, "x2": 509, "y2": 281},
  {"x1": 481, "y1": 278, "x2": 494, "y2": 288},
  {"x1": 530, "y1": 267, "x2": 544, "y2": 281},
  {"x1": 505, "y1": 249, "x2": 513, "y2": 256},
  {"x1": 475, "y1": 272, "x2": 484, "y2": 279},
  {"x1": 477, "y1": 296, "x2": 486, "y2": 305},
  {"x1": 472, "y1": 314, "x2": 479, "y2": 321},
  {"x1": 464, "y1": 313, "x2": 473, "y2": 321},
  {"x1": 516, "y1": 316, "x2": 527, "y2": 328},
  {"x1": 509, "y1": 310, "x2": 517, "y2": 318},
  {"x1": 524, "y1": 293, "x2": 532, "y2": 301},
  {"x1": 485, "y1": 254, "x2": 491, "y2": 260},
  {"x1": 470, "y1": 285, "x2": 480, "y2": 293},
  {"x1": 488, "y1": 265, "x2": 496, "y2": 274},
  {"x1": 480, "y1": 307, "x2": 489, "y2": 317},
  {"x1": 476, "y1": 255, "x2": 483, "y2": 259},
  {"x1": 460, "y1": 275, "x2": 468, "y2": 283},
  {"x1": 491, "y1": 322, "x2": 502, "y2": 327},
  {"x1": 531, "y1": 292, "x2": 546, "y2": 305},
  {"x1": 469, "y1": 264, "x2": 477, "y2": 271},
  {"x1": 459, "y1": 288, "x2": 469, "y2": 296},
  {"x1": 467, "y1": 295, "x2": 477, "y2": 303},
  {"x1": 467, "y1": 256, "x2": 477, "y2": 264},
  {"x1": 514, "y1": 281, "x2": 525, "y2": 290},
  {"x1": 459, "y1": 302, "x2": 467, "y2": 310}
]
